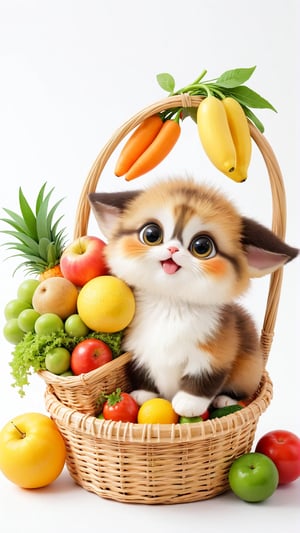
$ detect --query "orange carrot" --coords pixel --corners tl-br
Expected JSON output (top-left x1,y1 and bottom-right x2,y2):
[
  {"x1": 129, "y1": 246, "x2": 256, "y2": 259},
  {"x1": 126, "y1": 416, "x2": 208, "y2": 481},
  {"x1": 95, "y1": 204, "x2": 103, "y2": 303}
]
[
  {"x1": 124, "y1": 119, "x2": 181, "y2": 181},
  {"x1": 114, "y1": 115, "x2": 163, "y2": 177}
]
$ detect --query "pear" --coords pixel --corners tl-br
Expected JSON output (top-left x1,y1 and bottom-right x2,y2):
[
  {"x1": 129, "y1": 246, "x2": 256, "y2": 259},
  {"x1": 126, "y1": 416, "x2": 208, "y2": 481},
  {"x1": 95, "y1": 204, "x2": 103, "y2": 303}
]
[{"x1": 32, "y1": 277, "x2": 78, "y2": 320}]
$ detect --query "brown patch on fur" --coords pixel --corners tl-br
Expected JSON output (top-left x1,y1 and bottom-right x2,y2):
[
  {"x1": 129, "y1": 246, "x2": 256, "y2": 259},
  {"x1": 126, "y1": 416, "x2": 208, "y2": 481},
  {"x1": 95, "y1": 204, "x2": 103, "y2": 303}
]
[
  {"x1": 242, "y1": 217, "x2": 299, "y2": 261},
  {"x1": 180, "y1": 369, "x2": 227, "y2": 398},
  {"x1": 128, "y1": 360, "x2": 159, "y2": 394},
  {"x1": 89, "y1": 190, "x2": 141, "y2": 211},
  {"x1": 199, "y1": 304, "x2": 264, "y2": 398},
  {"x1": 172, "y1": 204, "x2": 196, "y2": 242}
]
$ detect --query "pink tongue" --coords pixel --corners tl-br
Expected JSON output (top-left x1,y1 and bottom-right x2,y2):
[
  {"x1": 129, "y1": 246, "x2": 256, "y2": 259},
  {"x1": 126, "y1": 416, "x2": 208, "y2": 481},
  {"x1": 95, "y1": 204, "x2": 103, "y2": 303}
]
[{"x1": 162, "y1": 259, "x2": 180, "y2": 274}]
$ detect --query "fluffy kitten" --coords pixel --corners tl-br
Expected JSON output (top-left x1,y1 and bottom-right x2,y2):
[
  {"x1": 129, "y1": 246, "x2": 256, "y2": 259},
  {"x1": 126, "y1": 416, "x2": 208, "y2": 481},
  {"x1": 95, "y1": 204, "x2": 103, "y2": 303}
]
[{"x1": 89, "y1": 178, "x2": 298, "y2": 417}]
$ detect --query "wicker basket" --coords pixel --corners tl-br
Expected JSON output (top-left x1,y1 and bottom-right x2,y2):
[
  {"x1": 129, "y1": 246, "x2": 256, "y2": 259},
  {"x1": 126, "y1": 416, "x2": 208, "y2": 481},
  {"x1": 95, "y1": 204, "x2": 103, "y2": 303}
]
[
  {"x1": 45, "y1": 371, "x2": 272, "y2": 504},
  {"x1": 40, "y1": 352, "x2": 132, "y2": 414},
  {"x1": 44, "y1": 94, "x2": 287, "y2": 503}
]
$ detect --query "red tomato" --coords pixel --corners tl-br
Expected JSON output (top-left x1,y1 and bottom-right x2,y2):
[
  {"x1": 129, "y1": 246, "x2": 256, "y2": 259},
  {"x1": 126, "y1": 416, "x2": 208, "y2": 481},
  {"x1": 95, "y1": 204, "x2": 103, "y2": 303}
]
[
  {"x1": 102, "y1": 388, "x2": 139, "y2": 423},
  {"x1": 255, "y1": 430, "x2": 300, "y2": 485},
  {"x1": 70, "y1": 338, "x2": 112, "y2": 375},
  {"x1": 200, "y1": 409, "x2": 210, "y2": 421}
]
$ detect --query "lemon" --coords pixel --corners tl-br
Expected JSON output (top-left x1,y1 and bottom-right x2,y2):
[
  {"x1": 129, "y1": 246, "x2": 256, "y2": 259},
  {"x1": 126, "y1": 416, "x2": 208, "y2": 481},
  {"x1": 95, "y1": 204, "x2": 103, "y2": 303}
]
[
  {"x1": 137, "y1": 398, "x2": 179, "y2": 424},
  {"x1": 77, "y1": 275, "x2": 135, "y2": 333}
]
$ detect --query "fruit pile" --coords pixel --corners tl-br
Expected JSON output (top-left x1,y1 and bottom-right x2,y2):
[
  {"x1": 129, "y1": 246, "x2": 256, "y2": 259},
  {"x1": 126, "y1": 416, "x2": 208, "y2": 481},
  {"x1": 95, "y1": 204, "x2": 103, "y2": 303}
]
[
  {"x1": 96, "y1": 390, "x2": 244, "y2": 424},
  {"x1": 1, "y1": 184, "x2": 135, "y2": 395}
]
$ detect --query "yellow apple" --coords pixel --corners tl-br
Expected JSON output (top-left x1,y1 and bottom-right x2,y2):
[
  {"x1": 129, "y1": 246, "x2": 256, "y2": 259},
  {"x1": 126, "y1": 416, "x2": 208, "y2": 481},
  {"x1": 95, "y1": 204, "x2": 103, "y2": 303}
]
[{"x1": 0, "y1": 412, "x2": 66, "y2": 488}]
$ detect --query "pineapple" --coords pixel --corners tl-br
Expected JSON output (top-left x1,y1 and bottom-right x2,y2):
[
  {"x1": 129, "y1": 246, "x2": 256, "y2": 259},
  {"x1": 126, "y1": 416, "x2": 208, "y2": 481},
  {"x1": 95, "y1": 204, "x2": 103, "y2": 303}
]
[{"x1": 1, "y1": 182, "x2": 67, "y2": 279}]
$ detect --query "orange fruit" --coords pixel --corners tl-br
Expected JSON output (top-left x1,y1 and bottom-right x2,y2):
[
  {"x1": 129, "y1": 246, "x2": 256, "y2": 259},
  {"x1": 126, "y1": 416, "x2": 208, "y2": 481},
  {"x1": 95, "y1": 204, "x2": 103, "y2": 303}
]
[
  {"x1": 137, "y1": 398, "x2": 179, "y2": 424},
  {"x1": 77, "y1": 275, "x2": 135, "y2": 333}
]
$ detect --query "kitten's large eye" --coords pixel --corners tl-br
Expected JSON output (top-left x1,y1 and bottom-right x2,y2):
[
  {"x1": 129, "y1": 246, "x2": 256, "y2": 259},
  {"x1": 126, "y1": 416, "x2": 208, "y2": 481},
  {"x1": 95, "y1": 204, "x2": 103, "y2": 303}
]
[
  {"x1": 189, "y1": 235, "x2": 216, "y2": 259},
  {"x1": 139, "y1": 223, "x2": 163, "y2": 246}
]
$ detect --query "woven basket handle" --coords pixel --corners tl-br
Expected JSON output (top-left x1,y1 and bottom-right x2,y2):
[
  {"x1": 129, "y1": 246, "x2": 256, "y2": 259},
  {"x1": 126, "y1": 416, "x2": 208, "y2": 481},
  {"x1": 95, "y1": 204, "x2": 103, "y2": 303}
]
[{"x1": 73, "y1": 94, "x2": 287, "y2": 365}]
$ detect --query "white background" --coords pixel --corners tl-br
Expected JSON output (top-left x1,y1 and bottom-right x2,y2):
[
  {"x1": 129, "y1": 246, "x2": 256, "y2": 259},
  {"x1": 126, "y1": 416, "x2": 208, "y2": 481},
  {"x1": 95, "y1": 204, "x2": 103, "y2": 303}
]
[{"x1": 0, "y1": 1, "x2": 299, "y2": 531}]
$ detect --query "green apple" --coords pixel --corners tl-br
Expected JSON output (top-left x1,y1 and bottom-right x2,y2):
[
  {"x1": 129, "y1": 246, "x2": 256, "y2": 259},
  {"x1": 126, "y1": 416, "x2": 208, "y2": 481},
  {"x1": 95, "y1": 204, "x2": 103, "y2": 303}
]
[
  {"x1": 64, "y1": 314, "x2": 90, "y2": 337},
  {"x1": 34, "y1": 313, "x2": 64, "y2": 336},
  {"x1": 17, "y1": 279, "x2": 40, "y2": 305},
  {"x1": 45, "y1": 347, "x2": 71, "y2": 374},
  {"x1": 60, "y1": 370, "x2": 74, "y2": 377},
  {"x1": 228, "y1": 452, "x2": 279, "y2": 502},
  {"x1": 3, "y1": 319, "x2": 25, "y2": 344},
  {"x1": 179, "y1": 415, "x2": 204, "y2": 423},
  {"x1": 17, "y1": 309, "x2": 41, "y2": 333},
  {"x1": 4, "y1": 299, "x2": 31, "y2": 320}
]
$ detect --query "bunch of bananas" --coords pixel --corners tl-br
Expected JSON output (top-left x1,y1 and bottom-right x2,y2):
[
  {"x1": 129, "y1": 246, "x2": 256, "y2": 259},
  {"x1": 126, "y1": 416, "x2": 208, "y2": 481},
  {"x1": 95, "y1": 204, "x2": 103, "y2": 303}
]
[
  {"x1": 157, "y1": 66, "x2": 276, "y2": 183},
  {"x1": 196, "y1": 95, "x2": 251, "y2": 182}
]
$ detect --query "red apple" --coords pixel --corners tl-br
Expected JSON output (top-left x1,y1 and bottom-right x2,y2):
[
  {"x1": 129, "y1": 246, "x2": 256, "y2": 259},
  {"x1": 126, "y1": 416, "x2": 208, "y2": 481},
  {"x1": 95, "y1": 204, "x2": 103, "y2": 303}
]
[
  {"x1": 70, "y1": 338, "x2": 113, "y2": 375},
  {"x1": 255, "y1": 430, "x2": 300, "y2": 485},
  {"x1": 60, "y1": 236, "x2": 109, "y2": 286}
]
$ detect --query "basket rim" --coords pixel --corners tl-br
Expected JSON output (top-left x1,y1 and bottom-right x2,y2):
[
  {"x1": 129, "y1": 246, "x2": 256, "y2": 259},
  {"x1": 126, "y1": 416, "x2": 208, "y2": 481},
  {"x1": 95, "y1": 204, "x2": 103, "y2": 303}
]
[
  {"x1": 45, "y1": 370, "x2": 273, "y2": 444},
  {"x1": 39, "y1": 351, "x2": 132, "y2": 386}
]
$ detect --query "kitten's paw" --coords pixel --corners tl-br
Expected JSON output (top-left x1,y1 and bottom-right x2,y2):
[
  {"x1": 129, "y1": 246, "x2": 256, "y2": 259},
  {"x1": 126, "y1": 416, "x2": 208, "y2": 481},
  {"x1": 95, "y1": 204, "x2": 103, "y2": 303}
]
[
  {"x1": 130, "y1": 389, "x2": 158, "y2": 406},
  {"x1": 172, "y1": 391, "x2": 210, "y2": 418},
  {"x1": 212, "y1": 395, "x2": 238, "y2": 408}
]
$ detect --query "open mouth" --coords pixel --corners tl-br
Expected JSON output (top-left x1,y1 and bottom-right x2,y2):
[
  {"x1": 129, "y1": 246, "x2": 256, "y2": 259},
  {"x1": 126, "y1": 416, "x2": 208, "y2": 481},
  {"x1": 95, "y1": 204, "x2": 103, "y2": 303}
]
[{"x1": 161, "y1": 258, "x2": 181, "y2": 275}]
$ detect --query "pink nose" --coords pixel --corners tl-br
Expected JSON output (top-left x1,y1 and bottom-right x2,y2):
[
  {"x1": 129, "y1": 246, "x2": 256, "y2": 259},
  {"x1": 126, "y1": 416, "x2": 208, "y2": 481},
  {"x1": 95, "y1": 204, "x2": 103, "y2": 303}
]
[{"x1": 168, "y1": 246, "x2": 179, "y2": 254}]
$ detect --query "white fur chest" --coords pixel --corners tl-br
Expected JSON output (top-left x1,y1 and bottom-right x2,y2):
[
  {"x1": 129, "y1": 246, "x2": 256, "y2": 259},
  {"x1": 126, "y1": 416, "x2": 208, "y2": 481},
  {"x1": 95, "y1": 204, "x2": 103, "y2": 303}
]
[{"x1": 123, "y1": 293, "x2": 220, "y2": 400}]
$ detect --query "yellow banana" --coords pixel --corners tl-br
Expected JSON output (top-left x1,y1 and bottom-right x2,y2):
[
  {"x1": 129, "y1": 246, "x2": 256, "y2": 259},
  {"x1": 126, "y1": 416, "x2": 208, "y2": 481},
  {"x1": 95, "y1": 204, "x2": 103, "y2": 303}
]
[
  {"x1": 197, "y1": 95, "x2": 236, "y2": 175},
  {"x1": 222, "y1": 97, "x2": 252, "y2": 182}
]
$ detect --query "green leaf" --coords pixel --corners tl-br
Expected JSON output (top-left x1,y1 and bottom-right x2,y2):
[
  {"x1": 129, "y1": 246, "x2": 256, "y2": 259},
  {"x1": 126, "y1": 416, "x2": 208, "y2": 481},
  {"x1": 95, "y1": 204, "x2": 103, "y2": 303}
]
[
  {"x1": 38, "y1": 237, "x2": 51, "y2": 260},
  {"x1": 18, "y1": 187, "x2": 37, "y2": 239},
  {"x1": 156, "y1": 72, "x2": 175, "y2": 93},
  {"x1": 1, "y1": 230, "x2": 40, "y2": 253},
  {"x1": 47, "y1": 199, "x2": 65, "y2": 239},
  {"x1": 180, "y1": 107, "x2": 198, "y2": 123},
  {"x1": 216, "y1": 66, "x2": 256, "y2": 88},
  {"x1": 35, "y1": 188, "x2": 53, "y2": 240},
  {"x1": 52, "y1": 222, "x2": 66, "y2": 247},
  {"x1": 228, "y1": 85, "x2": 277, "y2": 111},
  {"x1": 106, "y1": 388, "x2": 122, "y2": 406},
  {"x1": 35, "y1": 182, "x2": 47, "y2": 215},
  {"x1": 46, "y1": 242, "x2": 58, "y2": 266},
  {"x1": 243, "y1": 106, "x2": 265, "y2": 133},
  {"x1": 9, "y1": 251, "x2": 46, "y2": 265},
  {"x1": 1, "y1": 209, "x2": 30, "y2": 234}
]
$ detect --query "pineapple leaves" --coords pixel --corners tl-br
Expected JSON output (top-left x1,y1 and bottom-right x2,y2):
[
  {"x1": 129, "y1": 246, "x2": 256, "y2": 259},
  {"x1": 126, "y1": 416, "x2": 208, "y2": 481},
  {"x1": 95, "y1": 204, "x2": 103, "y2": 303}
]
[
  {"x1": 0, "y1": 182, "x2": 67, "y2": 276},
  {"x1": 36, "y1": 188, "x2": 59, "y2": 240},
  {"x1": 1, "y1": 209, "x2": 31, "y2": 234},
  {"x1": 35, "y1": 182, "x2": 48, "y2": 214},
  {"x1": 1, "y1": 230, "x2": 41, "y2": 255},
  {"x1": 38, "y1": 237, "x2": 52, "y2": 261},
  {"x1": 46, "y1": 242, "x2": 59, "y2": 267},
  {"x1": 18, "y1": 187, "x2": 38, "y2": 240}
]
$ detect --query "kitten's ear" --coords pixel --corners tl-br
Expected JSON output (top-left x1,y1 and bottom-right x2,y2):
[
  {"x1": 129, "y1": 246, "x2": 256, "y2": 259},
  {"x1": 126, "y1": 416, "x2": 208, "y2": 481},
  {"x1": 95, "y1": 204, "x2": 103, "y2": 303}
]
[
  {"x1": 242, "y1": 217, "x2": 299, "y2": 278},
  {"x1": 89, "y1": 190, "x2": 141, "y2": 239}
]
